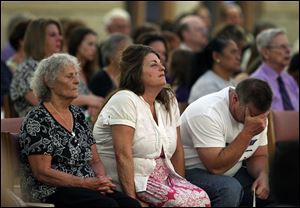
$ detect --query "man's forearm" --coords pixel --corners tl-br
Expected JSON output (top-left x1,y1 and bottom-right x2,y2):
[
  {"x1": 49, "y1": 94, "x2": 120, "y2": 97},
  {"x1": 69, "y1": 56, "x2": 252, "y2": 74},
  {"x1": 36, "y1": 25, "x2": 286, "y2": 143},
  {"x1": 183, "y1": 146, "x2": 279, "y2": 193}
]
[
  {"x1": 247, "y1": 155, "x2": 269, "y2": 179},
  {"x1": 205, "y1": 130, "x2": 253, "y2": 175}
]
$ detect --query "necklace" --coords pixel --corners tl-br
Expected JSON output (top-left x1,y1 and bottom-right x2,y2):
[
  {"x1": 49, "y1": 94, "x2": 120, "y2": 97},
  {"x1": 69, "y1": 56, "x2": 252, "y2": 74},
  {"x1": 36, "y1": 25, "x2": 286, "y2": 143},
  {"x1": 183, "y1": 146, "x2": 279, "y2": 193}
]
[{"x1": 48, "y1": 102, "x2": 75, "y2": 137}]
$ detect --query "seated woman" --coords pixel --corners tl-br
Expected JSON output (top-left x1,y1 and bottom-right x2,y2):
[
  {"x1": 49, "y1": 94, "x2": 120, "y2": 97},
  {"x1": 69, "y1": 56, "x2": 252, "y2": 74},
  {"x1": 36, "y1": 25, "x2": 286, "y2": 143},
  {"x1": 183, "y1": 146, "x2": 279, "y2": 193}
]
[
  {"x1": 18, "y1": 53, "x2": 140, "y2": 207},
  {"x1": 68, "y1": 27, "x2": 104, "y2": 123},
  {"x1": 10, "y1": 18, "x2": 63, "y2": 117},
  {"x1": 93, "y1": 45, "x2": 211, "y2": 207},
  {"x1": 188, "y1": 37, "x2": 240, "y2": 104}
]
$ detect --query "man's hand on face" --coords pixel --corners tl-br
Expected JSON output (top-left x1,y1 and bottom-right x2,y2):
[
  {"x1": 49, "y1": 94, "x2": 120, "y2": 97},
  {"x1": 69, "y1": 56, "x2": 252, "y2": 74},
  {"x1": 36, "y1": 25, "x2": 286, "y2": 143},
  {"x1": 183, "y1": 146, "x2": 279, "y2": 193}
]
[{"x1": 243, "y1": 107, "x2": 268, "y2": 138}]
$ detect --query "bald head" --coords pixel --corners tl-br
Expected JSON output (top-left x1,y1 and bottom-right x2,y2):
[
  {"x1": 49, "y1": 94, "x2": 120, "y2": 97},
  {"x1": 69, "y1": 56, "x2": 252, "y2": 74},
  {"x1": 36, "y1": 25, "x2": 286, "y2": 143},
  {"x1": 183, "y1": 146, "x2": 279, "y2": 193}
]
[
  {"x1": 179, "y1": 15, "x2": 208, "y2": 52},
  {"x1": 223, "y1": 4, "x2": 243, "y2": 26},
  {"x1": 104, "y1": 8, "x2": 131, "y2": 35}
]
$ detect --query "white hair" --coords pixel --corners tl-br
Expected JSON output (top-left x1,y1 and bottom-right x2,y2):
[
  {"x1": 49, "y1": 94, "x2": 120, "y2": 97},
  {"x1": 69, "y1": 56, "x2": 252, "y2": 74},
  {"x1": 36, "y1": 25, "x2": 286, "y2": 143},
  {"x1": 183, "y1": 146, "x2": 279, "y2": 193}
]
[
  {"x1": 101, "y1": 33, "x2": 132, "y2": 66},
  {"x1": 103, "y1": 8, "x2": 130, "y2": 26},
  {"x1": 256, "y1": 28, "x2": 287, "y2": 52},
  {"x1": 30, "y1": 53, "x2": 80, "y2": 101}
]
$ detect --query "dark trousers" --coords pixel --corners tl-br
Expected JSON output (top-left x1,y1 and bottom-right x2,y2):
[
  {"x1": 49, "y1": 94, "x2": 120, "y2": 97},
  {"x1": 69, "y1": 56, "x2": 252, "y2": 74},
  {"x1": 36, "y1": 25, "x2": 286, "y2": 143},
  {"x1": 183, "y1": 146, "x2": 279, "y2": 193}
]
[{"x1": 45, "y1": 187, "x2": 141, "y2": 207}]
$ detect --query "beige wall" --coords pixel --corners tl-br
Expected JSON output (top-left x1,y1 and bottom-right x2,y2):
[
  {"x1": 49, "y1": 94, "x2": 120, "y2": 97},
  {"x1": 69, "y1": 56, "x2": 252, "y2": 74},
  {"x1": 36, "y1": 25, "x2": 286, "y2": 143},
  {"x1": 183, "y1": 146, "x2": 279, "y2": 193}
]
[
  {"x1": 173, "y1": 1, "x2": 198, "y2": 17},
  {"x1": 259, "y1": 1, "x2": 299, "y2": 46},
  {"x1": 1, "y1": 1, "x2": 299, "y2": 48},
  {"x1": 1, "y1": 1, "x2": 125, "y2": 47}
]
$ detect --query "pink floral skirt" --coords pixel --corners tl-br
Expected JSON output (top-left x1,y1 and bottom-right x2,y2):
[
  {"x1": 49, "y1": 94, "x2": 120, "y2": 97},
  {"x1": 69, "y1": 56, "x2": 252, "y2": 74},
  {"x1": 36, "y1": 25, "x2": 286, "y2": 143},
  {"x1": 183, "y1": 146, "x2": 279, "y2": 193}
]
[{"x1": 137, "y1": 157, "x2": 211, "y2": 207}]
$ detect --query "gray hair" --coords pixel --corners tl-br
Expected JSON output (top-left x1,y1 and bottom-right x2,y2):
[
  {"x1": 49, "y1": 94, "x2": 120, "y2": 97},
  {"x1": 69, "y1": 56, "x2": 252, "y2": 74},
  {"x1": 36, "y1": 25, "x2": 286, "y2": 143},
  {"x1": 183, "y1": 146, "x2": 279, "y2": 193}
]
[
  {"x1": 30, "y1": 53, "x2": 80, "y2": 101},
  {"x1": 101, "y1": 33, "x2": 132, "y2": 66},
  {"x1": 103, "y1": 8, "x2": 130, "y2": 27},
  {"x1": 256, "y1": 28, "x2": 287, "y2": 52}
]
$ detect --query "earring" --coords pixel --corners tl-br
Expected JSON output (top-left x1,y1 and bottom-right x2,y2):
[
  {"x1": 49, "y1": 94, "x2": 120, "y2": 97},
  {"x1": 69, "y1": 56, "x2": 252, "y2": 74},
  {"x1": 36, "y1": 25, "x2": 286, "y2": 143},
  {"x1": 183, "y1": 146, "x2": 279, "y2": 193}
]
[{"x1": 215, "y1": 59, "x2": 220, "y2": 63}]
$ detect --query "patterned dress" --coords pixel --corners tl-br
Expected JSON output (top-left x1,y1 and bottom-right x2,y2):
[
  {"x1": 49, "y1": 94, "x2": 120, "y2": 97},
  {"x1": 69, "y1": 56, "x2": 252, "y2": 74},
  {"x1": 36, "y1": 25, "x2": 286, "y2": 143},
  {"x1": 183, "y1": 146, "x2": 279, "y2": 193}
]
[
  {"x1": 19, "y1": 104, "x2": 95, "y2": 202},
  {"x1": 137, "y1": 154, "x2": 211, "y2": 207},
  {"x1": 10, "y1": 58, "x2": 39, "y2": 117}
]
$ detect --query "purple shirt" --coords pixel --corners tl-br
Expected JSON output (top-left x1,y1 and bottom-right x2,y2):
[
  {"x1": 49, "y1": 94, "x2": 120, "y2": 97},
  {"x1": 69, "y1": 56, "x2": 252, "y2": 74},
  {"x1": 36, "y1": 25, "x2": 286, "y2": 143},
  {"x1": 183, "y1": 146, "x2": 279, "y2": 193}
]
[
  {"x1": 251, "y1": 63, "x2": 299, "y2": 111},
  {"x1": 1, "y1": 43, "x2": 15, "y2": 62}
]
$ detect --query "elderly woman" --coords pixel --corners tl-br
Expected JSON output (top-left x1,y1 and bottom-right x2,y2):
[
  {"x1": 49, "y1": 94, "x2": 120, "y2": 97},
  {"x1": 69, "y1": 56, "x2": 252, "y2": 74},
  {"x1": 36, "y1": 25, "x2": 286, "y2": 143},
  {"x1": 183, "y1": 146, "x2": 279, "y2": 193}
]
[
  {"x1": 251, "y1": 28, "x2": 299, "y2": 111},
  {"x1": 18, "y1": 53, "x2": 140, "y2": 207},
  {"x1": 93, "y1": 45, "x2": 210, "y2": 207}
]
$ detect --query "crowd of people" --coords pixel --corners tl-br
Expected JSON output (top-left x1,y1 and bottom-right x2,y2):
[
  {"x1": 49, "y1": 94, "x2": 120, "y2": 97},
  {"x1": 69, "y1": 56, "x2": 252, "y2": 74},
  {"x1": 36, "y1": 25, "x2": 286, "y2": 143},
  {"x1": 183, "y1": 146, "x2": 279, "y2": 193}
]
[{"x1": 1, "y1": 2, "x2": 299, "y2": 207}]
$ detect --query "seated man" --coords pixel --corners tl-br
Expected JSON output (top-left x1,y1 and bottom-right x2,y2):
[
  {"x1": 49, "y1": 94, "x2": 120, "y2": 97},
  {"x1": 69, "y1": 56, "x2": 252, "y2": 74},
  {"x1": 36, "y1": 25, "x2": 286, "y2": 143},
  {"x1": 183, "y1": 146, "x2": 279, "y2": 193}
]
[
  {"x1": 180, "y1": 78, "x2": 276, "y2": 207},
  {"x1": 250, "y1": 28, "x2": 299, "y2": 111}
]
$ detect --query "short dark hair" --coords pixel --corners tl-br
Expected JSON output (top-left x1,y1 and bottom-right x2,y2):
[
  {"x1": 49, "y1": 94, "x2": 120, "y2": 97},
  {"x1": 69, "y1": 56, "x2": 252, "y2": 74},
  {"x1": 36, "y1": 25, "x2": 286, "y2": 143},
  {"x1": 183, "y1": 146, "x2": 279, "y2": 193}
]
[
  {"x1": 135, "y1": 32, "x2": 168, "y2": 61},
  {"x1": 9, "y1": 20, "x2": 30, "y2": 51},
  {"x1": 214, "y1": 24, "x2": 247, "y2": 49},
  {"x1": 176, "y1": 22, "x2": 189, "y2": 41},
  {"x1": 235, "y1": 78, "x2": 273, "y2": 112},
  {"x1": 201, "y1": 37, "x2": 233, "y2": 69},
  {"x1": 131, "y1": 22, "x2": 160, "y2": 43}
]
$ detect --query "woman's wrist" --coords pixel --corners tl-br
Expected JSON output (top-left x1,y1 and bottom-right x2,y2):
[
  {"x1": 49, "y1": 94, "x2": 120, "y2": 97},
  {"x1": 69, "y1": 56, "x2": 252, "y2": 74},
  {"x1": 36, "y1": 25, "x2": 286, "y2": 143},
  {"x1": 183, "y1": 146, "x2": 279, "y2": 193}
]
[{"x1": 79, "y1": 177, "x2": 86, "y2": 188}]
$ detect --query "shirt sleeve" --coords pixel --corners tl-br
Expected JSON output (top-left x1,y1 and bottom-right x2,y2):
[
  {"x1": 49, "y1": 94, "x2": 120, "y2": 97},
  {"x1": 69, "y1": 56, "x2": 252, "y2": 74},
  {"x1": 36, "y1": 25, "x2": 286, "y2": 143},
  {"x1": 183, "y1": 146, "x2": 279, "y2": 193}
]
[
  {"x1": 20, "y1": 114, "x2": 54, "y2": 156},
  {"x1": 188, "y1": 114, "x2": 226, "y2": 148},
  {"x1": 258, "y1": 123, "x2": 268, "y2": 146},
  {"x1": 101, "y1": 91, "x2": 137, "y2": 128},
  {"x1": 171, "y1": 95, "x2": 181, "y2": 127},
  {"x1": 189, "y1": 79, "x2": 221, "y2": 104},
  {"x1": 74, "y1": 106, "x2": 96, "y2": 145}
]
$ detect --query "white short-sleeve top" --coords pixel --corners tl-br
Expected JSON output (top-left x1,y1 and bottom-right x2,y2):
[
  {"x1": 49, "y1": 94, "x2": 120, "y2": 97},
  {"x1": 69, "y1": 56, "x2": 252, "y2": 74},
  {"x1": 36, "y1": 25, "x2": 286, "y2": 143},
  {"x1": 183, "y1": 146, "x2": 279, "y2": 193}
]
[
  {"x1": 181, "y1": 87, "x2": 268, "y2": 176},
  {"x1": 93, "y1": 90, "x2": 182, "y2": 191}
]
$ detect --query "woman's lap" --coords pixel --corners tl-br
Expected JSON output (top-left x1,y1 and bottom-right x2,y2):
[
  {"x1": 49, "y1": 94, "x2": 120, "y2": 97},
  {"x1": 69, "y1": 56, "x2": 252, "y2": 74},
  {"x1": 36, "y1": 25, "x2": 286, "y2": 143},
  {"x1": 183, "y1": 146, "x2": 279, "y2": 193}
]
[{"x1": 137, "y1": 158, "x2": 210, "y2": 207}]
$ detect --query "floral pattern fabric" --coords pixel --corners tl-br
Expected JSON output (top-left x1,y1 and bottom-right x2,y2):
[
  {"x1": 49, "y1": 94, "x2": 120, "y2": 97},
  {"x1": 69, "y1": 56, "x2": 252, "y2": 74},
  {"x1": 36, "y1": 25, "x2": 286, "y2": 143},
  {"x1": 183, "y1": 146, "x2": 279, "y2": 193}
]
[
  {"x1": 137, "y1": 157, "x2": 211, "y2": 207},
  {"x1": 19, "y1": 104, "x2": 96, "y2": 202},
  {"x1": 9, "y1": 58, "x2": 39, "y2": 117}
]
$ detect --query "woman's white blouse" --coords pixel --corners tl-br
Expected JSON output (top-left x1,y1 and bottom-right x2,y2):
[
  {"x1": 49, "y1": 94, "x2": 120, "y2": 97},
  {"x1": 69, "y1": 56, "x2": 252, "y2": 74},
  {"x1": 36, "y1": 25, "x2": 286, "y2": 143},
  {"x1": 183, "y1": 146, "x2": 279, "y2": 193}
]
[{"x1": 93, "y1": 90, "x2": 182, "y2": 192}]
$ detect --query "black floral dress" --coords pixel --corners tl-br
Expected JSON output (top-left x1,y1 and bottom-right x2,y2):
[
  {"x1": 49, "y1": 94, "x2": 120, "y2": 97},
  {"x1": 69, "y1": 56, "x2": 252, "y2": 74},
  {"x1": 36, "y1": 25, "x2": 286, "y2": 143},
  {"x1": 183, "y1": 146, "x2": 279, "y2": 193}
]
[
  {"x1": 10, "y1": 58, "x2": 39, "y2": 117},
  {"x1": 19, "y1": 103, "x2": 96, "y2": 202}
]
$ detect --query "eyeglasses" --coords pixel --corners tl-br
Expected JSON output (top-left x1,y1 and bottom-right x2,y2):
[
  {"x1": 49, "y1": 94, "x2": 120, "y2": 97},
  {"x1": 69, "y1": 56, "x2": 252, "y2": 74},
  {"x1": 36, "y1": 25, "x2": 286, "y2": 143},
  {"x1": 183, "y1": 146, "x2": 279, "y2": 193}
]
[{"x1": 267, "y1": 44, "x2": 292, "y2": 51}]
